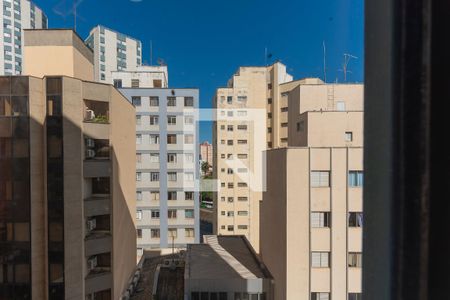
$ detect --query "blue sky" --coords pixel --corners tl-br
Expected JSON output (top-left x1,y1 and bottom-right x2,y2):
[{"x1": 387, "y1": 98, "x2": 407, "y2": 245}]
[{"x1": 35, "y1": 0, "x2": 364, "y2": 142}]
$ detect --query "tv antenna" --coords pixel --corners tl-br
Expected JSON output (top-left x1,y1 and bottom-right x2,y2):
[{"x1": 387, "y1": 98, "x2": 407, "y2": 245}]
[
  {"x1": 323, "y1": 41, "x2": 327, "y2": 83},
  {"x1": 339, "y1": 53, "x2": 358, "y2": 82}
]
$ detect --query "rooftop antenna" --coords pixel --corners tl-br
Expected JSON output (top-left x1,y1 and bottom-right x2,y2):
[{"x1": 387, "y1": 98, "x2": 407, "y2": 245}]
[
  {"x1": 150, "y1": 40, "x2": 153, "y2": 66},
  {"x1": 339, "y1": 53, "x2": 358, "y2": 82},
  {"x1": 323, "y1": 41, "x2": 327, "y2": 83},
  {"x1": 264, "y1": 47, "x2": 268, "y2": 67},
  {"x1": 73, "y1": 0, "x2": 76, "y2": 31}
]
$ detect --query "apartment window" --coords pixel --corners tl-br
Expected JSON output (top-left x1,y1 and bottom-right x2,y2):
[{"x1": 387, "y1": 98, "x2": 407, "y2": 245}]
[
  {"x1": 151, "y1": 229, "x2": 160, "y2": 238},
  {"x1": 136, "y1": 134, "x2": 142, "y2": 145},
  {"x1": 221, "y1": 182, "x2": 225, "y2": 187},
  {"x1": 267, "y1": 83, "x2": 272, "y2": 90},
  {"x1": 345, "y1": 131, "x2": 353, "y2": 142},
  {"x1": 227, "y1": 140, "x2": 233, "y2": 146},
  {"x1": 237, "y1": 154, "x2": 248, "y2": 159},
  {"x1": 137, "y1": 229, "x2": 142, "y2": 238},
  {"x1": 168, "y1": 228, "x2": 177, "y2": 238},
  {"x1": 227, "y1": 111, "x2": 234, "y2": 117},
  {"x1": 167, "y1": 134, "x2": 177, "y2": 144},
  {"x1": 185, "y1": 209, "x2": 194, "y2": 219},
  {"x1": 237, "y1": 225, "x2": 248, "y2": 230},
  {"x1": 220, "y1": 125, "x2": 225, "y2": 130},
  {"x1": 268, "y1": 142, "x2": 273, "y2": 148},
  {"x1": 184, "y1": 135, "x2": 194, "y2": 144},
  {"x1": 237, "y1": 110, "x2": 247, "y2": 116},
  {"x1": 311, "y1": 212, "x2": 331, "y2": 228},
  {"x1": 237, "y1": 168, "x2": 247, "y2": 173},
  {"x1": 227, "y1": 225, "x2": 234, "y2": 231},
  {"x1": 348, "y1": 171, "x2": 364, "y2": 187},
  {"x1": 281, "y1": 138, "x2": 288, "y2": 143},
  {"x1": 227, "y1": 125, "x2": 233, "y2": 131},
  {"x1": 227, "y1": 96, "x2": 232, "y2": 104},
  {"x1": 220, "y1": 225, "x2": 226, "y2": 229},
  {"x1": 221, "y1": 168, "x2": 225, "y2": 173},
  {"x1": 311, "y1": 292, "x2": 330, "y2": 300},
  {"x1": 221, "y1": 211, "x2": 226, "y2": 216},
  {"x1": 185, "y1": 228, "x2": 195, "y2": 237},
  {"x1": 113, "y1": 79, "x2": 122, "y2": 88},
  {"x1": 297, "y1": 121, "x2": 305, "y2": 131},
  {"x1": 149, "y1": 96, "x2": 159, "y2": 106},
  {"x1": 268, "y1": 112, "x2": 272, "y2": 118},
  {"x1": 281, "y1": 107, "x2": 288, "y2": 112},
  {"x1": 184, "y1": 96, "x2": 194, "y2": 107},
  {"x1": 228, "y1": 183, "x2": 234, "y2": 188},
  {"x1": 267, "y1": 98, "x2": 272, "y2": 104},
  {"x1": 167, "y1": 153, "x2": 177, "y2": 163},
  {"x1": 153, "y1": 79, "x2": 162, "y2": 88},
  {"x1": 238, "y1": 197, "x2": 248, "y2": 201},
  {"x1": 221, "y1": 197, "x2": 225, "y2": 202},
  {"x1": 150, "y1": 172, "x2": 159, "y2": 182},
  {"x1": 150, "y1": 153, "x2": 160, "y2": 163},
  {"x1": 167, "y1": 96, "x2": 176, "y2": 106},
  {"x1": 221, "y1": 154, "x2": 226, "y2": 159},
  {"x1": 167, "y1": 115, "x2": 176, "y2": 125},
  {"x1": 237, "y1": 140, "x2": 247, "y2": 144},
  {"x1": 227, "y1": 211, "x2": 234, "y2": 217},
  {"x1": 237, "y1": 211, "x2": 248, "y2": 216},
  {"x1": 168, "y1": 191, "x2": 177, "y2": 200},
  {"x1": 185, "y1": 192, "x2": 194, "y2": 200},
  {"x1": 311, "y1": 171, "x2": 330, "y2": 187},
  {"x1": 150, "y1": 191, "x2": 160, "y2": 201},
  {"x1": 237, "y1": 96, "x2": 247, "y2": 103},
  {"x1": 185, "y1": 172, "x2": 194, "y2": 181},
  {"x1": 136, "y1": 172, "x2": 142, "y2": 181},
  {"x1": 348, "y1": 252, "x2": 363, "y2": 267},
  {"x1": 151, "y1": 210, "x2": 160, "y2": 219},
  {"x1": 185, "y1": 153, "x2": 194, "y2": 162},
  {"x1": 238, "y1": 182, "x2": 248, "y2": 187},
  {"x1": 227, "y1": 168, "x2": 233, "y2": 174},
  {"x1": 136, "y1": 191, "x2": 142, "y2": 201},
  {"x1": 132, "y1": 96, "x2": 141, "y2": 106},
  {"x1": 168, "y1": 210, "x2": 177, "y2": 219},
  {"x1": 150, "y1": 134, "x2": 160, "y2": 144},
  {"x1": 348, "y1": 212, "x2": 363, "y2": 227},
  {"x1": 131, "y1": 79, "x2": 140, "y2": 88},
  {"x1": 337, "y1": 101, "x2": 346, "y2": 111},
  {"x1": 136, "y1": 210, "x2": 142, "y2": 220},
  {"x1": 136, "y1": 115, "x2": 141, "y2": 125},
  {"x1": 185, "y1": 115, "x2": 194, "y2": 124},
  {"x1": 311, "y1": 252, "x2": 330, "y2": 268},
  {"x1": 227, "y1": 197, "x2": 234, "y2": 203},
  {"x1": 348, "y1": 293, "x2": 362, "y2": 300},
  {"x1": 150, "y1": 115, "x2": 159, "y2": 125},
  {"x1": 227, "y1": 154, "x2": 233, "y2": 159},
  {"x1": 168, "y1": 172, "x2": 177, "y2": 181},
  {"x1": 281, "y1": 122, "x2": 288, "y2": 127},
  {"x1": 237, "y1": 125, "x2": 247, "y2": 130}
]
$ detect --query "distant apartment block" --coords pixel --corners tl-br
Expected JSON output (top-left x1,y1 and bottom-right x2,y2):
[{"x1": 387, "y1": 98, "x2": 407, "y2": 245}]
[
  {"x1": 199, "y1": 140, "x2": 213, "y2": 167},
  {"x1": 260, "y1": 83, "x2": 364, "y2": 300},
  {"x1": 114, "y1": 74, "x2": 200, "y2": 255},
  {"x1": 212, "y1": 62, "x2": 293, "y2": 252},
  {"x1": 0, "y1": 0, "x2": 48, "y2": 75},
  {"x1": 112, "y1": 65, "x2": 168, "y2": 88},
  {"x1": 0, "y1": 29, "x2": 137, "y2": 299},
  {"x1": 85, "y1": 25, "x2": 142, "y2": 83}
]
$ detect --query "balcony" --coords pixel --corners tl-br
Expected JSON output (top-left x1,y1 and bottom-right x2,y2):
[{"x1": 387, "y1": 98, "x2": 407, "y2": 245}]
[
  {"x1": 84, "y1": 195, "x2": 110, "y2": 217},
  {"x1": 84, "y1": 100, "x2": 109, "y2": 124},
  {"x1": 85, "y1": 270, "x2": 112, "y2": 295}
]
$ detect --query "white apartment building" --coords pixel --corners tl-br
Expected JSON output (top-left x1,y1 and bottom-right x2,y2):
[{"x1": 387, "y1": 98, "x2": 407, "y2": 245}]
[
  {"x1": 112, "y1": 65, "x2": 168, "y2": 88},
  {"x1": 0, "y1": 0, "x2": 47, "y2": 75},
  {"x1": 85, "y1": 25, "x2": 142, "y2": 83},
  {"x1": 115, "y1": 72, "x2": 200, "y2": 256}
]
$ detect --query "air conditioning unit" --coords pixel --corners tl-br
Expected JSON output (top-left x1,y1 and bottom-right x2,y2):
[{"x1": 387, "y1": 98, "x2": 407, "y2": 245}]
[
  {"x1": 87, "y1": 256, "x2": 97, "y2": 270},
  {"x1": 85, "y1": 109, "x2": 95, "y2": 121},
  {"x1": 86, "y1": 219, "x2": 96, "y2": 231},
  {"x1": 85, "y1": 149, "x2": 96, "y2": 159},
  {"x1": 86, "y1": 138, "x2": 95, "y2": 148}
]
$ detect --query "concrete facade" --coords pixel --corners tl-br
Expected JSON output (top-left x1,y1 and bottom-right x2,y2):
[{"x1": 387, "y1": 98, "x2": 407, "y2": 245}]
[
  {"x1": 260, "y1": 84, "x2": 364, "y2": 300},
  {"x1": 112, "y1": 65, "x2": 168, "y2": 88},
  {"x1": 85, "y1": 25, "x2": 142, "y2": 83},
  {"x1": 118, "y1": 86, "x2": 200, "y2": 257},
  {"x1": 0, "y1": 29, "x2": 136, "y2": 299},
  {"x1": 0, "y1": 0, "x2": 48, "y2": 75},
  {"x1": 199, "y1": 141, "x2": 213, "y2": 167}
]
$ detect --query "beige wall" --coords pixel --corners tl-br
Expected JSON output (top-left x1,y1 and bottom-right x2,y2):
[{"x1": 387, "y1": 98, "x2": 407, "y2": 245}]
[
  {"x1": 261, "y1": 147, "x2": 363, "y2": 300},
  {"x1": 109, "y1": 87, "x2": 137, "y2": 299}
]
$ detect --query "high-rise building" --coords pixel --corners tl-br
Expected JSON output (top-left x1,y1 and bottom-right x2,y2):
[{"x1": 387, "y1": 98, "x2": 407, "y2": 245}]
[
  {"x1": 0, "y1": 0, "x2": 48, "y2": 75},
  {"x1": 260, "y1": 83, "x2": 364, "y2": 300},
  {"x1": 0, "y1": 29, "x2": 137, "y2": 299},
  {"x1": 199, "y1": 141, "x2": 213, "y2": 168},
  {"x1": 212, "y1": 62, "x2": 293, "y2": 252},
  {"x1": 113, "y1": 71, "x2": 200, "y2": 256},
  {"x1": 85, "y1": 25, "x2": 142, "y2": 83}
]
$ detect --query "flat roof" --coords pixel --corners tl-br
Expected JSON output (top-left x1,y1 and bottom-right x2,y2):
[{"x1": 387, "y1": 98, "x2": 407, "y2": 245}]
[{"x1": 186, "y1": 235, "x2": 271, "y2": 280}]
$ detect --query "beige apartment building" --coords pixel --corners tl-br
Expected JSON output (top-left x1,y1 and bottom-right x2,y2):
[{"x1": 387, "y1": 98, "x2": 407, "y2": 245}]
[
  {"x1": 0, "y1": 29, "x2": 137, "y2": 299},
  {"x1": 200, "y1": 141, "x2": 213, "y2": 167},
  {"x1": 260, "y1": 83, "x2": 364, "y2": 300}
]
